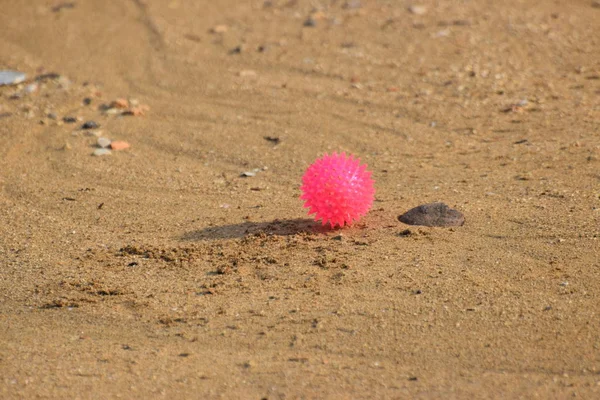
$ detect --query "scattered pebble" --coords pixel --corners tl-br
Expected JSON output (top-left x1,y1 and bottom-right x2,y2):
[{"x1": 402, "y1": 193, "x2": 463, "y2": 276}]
[
  {"x1": 502, "y1": 100, "x2": 528, "y2": 113},
  {"x1": 92, "y1": 148, "x2": 112, "y2": 156},
  {"x1": 51, "y1": 2, "x2": 75, "y2": 12},
  {"x1": 241, "y1": 171, "x2": 257, "y2": 177},
  {"x1": 83, "y1": 97, "x2": 92, "y2": 105},
  {"x1": 398, "y1": 202, "x2": 465, "y2": 227},
  {"x1": 303, "y1": 17, "x2": 317, "y2": 27},
  {"x1": 97, "y1": 137, "x2": 112, "y2": 148},
  {"x1": 397, "y1": 229, "x2": 412, "y2": 237},
  {"x1": 229, "y1": 45, "x2": 244, "y2": 54},
  {"x1": 239, "y1": 70, "x2": 257, "y2": 78},
  {"x1": 63, "y1": 116, "x2": 77, "y2": 123},
  {"x1": 47, "y1": 112, "x2": 58, "y2": 120},
  {"x1": 211, "y1": 24, "x2": 228, "y2": 33},
  {"x1": 82, "y1": 121, "x2": 100, "y2": 129},
  {"x1": 110, "y1": 141, "x2": 130, "y2": 151},
  {"x1": 122, "y1": 104, "x2": 149, "y2": 116},
  {"x1": 24, "y1": 83, "x2": 38, "y2": 94},
  {"x1": 0, "y1": 70, "x2": 26, "y2": 86},
  {"x1": 435, "y1": 29, "x2": 451, "y2": 38},
  {"x1": 408, "y1": 5, "x2": 427, "y2": 15},
  {"x1": 110, "y1": 98, "x2": 129, "y2": 109},
  {"x1": 264, "y1": 136, "x2": 281, "y2": 144}
]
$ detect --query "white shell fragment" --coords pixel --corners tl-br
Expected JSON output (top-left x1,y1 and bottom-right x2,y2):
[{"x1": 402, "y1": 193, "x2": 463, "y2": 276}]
[{"x1": 0, "y1": 70, "x2": 26, "y2": 86}]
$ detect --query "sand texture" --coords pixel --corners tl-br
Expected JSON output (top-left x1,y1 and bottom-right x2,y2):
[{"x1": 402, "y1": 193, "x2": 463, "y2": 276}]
[{"x1": 1, "y1": 0, "x2": 599, "y2": 398}]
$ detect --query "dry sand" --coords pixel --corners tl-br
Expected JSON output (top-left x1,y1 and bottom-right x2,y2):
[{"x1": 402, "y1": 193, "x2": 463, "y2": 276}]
[{"x1": 1, "y1": 0, "x2": 599, "y2": 398}]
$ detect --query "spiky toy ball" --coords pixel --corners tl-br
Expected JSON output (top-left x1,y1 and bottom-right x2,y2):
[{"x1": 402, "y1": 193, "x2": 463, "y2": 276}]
[{"x1": 300, "y1": 152, "x2": 375, "y2": 227}]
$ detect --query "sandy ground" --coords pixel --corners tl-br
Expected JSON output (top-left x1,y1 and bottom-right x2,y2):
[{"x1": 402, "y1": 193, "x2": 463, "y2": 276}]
[{"x1": 1, "y1": 0, "x2": 599, "y2": 398}]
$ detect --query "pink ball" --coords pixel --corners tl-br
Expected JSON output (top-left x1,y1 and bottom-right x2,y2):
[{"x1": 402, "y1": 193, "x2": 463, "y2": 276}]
[{"x1": 300, "y1": 152, "x2": 375, "y2": 227}]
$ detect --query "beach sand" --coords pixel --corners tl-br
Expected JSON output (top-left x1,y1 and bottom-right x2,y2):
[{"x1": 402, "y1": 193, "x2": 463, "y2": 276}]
[{"x1": 1, "y1": 0, "x2": 599, "y2": 398}]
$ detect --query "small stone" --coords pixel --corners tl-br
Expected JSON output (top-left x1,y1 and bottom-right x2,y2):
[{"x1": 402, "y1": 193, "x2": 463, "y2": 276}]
[
  {"x1": 110, "y1": 141, "x2": 130, "y2": 151},
  {"x1": 229, "y1": 45, "x2": 244, "y2": 54},
  {"x1": 63, "y1": 116, "x2": 77, "y2": 123},
  {"x1": 240, "y1": 171, "x2": 256, "y2": 177},
  {"x1": 397, "y1": 229, "x2": 412, "y2": 237},
  {"x1": 82, "y1": 121, "x2": 100, "y2": 129},
  {"x1": 93, "y1": 148, "x2": 112, "y2": 156},
  {"x1": 211, "y1": 24, "x2": 228, "y2": 33},
  {"x1": 408, "y1": 5, "x2": 427, "y2": 15},
  {"x1": 122, "y1": 104, "x2": 149, "y2": 116},
  {"x1": 0, "y1": 70, "x2": 26, "y2": 86},
  {"x1": 47, "y1": 112, "x2": 58, "y2": 120},
  {"x1": 239, "y1": 70, "x2": 257, "y2": 77},
  {"x1": 110, "y1": 98, "x2": 129, "y2": 109},
  {"x1": 51, "y1": 2, "x2": 75, "y2": 12},
  {"x1": 97, "y1": 137, "x2": 112, "y2": 148},
  {"x1": 398, "y1": 202, "x2": 465, "y2": 227},
  {"x1": 303, "y1": 17, "x2": 317, "y2": 27},
  {"x1": 24, "y1": 83, "x2": 38, "y2": 93},
  {"x1": 83, "y1": 97, "x2": 92, "y2": 105},
  {"x1": 264, "y1": 136, "x2": 281, "y2": 144}
]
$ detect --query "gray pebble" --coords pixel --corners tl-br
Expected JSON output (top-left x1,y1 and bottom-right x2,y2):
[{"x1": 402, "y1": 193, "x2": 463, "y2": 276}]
[
  {"x1": 303, "y1": 17, "x2": 317, "y2": 27},
  {"x1": 93, "y1": 148, "x2": 112, "y2": 156},
  {"x1": 97, "y1": 137, "x2": 112, "y2": 148},
  {"x1": 240, "y1": 168, "x2": 262, "y2": 178},
  {"x1": 398, "y1": 202, "x2": 465, "y2": 227},
  {"x1": 0, "y1": 70, "x2": 26, "y2": 86}
]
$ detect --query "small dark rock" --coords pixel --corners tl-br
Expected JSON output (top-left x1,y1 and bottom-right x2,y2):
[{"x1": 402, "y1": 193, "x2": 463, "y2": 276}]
[
  {"x1": 83, "y1": 97, "x2": 92, "y2": 105},
  {"x1": 398, "y1": 202, "x2": 465, "y2": 227},
  {"x1": 303, "y1": 17, "x2": 317, "y2": 27},
  {"x1": 63, "y1": 116, "x2": 77, "y2": 123},
  {"x1": 397, "y1": 229, "x2": 412, "y2": 237},
  {"x1": 229, "y1": 45, "x2": 243, "y2": 54},
  {"x1": 264, "y1": 136, "x2": 281, "y2": 144},
  {"x1": 82, "y1": 120, "x2": 100, "y2": 129}
]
